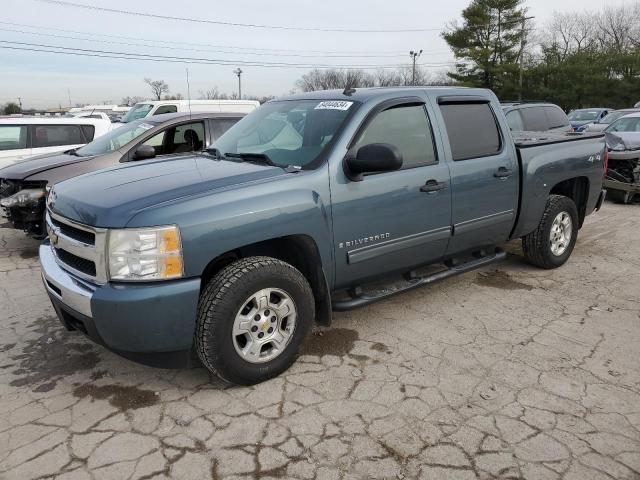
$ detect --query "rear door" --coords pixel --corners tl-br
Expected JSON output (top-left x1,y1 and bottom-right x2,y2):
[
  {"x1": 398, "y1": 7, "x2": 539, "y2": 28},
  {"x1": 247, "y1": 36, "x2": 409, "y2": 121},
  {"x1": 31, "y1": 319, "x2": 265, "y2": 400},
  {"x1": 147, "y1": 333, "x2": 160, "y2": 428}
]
[{"x1": 436, "y1": 97, "x2": 518, "y2": 255}]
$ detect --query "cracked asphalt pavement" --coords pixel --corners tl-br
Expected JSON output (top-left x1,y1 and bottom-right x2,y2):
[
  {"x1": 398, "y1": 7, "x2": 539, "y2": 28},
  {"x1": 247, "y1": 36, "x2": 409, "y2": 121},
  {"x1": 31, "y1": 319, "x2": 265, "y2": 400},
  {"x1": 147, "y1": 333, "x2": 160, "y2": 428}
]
[{"x1": 1, "y1": 201, "x2": 640, "y2": 480}]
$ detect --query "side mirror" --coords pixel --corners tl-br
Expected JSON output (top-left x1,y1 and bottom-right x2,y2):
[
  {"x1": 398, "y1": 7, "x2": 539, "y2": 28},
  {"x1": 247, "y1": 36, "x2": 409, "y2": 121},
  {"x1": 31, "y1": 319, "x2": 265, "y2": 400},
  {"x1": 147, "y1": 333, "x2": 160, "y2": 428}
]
[
  {"x1": 133, "y1": 145, "x2": 156, "y2": 160},
  {"x1": 344, "y1": 143, "x2": 403, "y2": 182}
]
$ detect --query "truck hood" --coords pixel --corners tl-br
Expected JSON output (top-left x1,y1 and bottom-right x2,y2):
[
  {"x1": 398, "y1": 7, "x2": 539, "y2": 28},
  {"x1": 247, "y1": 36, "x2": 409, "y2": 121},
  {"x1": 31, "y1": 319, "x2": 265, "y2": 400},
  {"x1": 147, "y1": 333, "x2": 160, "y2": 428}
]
[
  {"x1": 605, "y1": 132, "x2": 640, "y2": 151},
  {"x1": 0, "y1": 151, "x2": 95, "y2": 180},
  {"x1": 49, "y1": 154, "x2": 289, "y2": 227}
]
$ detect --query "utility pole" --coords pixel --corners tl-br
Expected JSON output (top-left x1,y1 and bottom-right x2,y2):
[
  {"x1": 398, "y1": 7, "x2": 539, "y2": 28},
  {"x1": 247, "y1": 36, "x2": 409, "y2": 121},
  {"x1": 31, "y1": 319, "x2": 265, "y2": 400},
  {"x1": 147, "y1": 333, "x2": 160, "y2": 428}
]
[
  {"x1": 518, "y1": 16, "x2": 535, "y2": 101},
  {"x1": 233, "y1": 68, "x2": 243, "y2": 99},
  {"x1": 67, "y1": 89, "x2": 72, "y2": 108},
  {"x1": 17, "y1": 97, "x2": 22, "y2": 109},
  {"x1": 409, "y1": 50, "x2": 423, "y2": 86}
]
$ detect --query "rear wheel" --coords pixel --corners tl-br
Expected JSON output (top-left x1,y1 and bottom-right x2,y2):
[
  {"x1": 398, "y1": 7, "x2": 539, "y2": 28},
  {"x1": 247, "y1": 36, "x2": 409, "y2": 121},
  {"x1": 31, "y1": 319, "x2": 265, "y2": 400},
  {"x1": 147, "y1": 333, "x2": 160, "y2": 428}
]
[
  {"x1": 195, "y1": 256, "x2": 314, "y2": 385},
  {"x1": 522, "y1": 195, "x2": 579, "y2": 269}
]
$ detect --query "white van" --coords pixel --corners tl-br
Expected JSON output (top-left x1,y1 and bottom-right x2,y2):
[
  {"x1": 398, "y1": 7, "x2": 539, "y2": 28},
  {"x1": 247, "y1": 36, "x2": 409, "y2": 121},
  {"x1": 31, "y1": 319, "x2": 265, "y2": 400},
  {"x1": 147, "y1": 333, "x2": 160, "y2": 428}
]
[
  {"x1": 119, "y1": 100, "x2": 259, "y2": 123},
  {"x1": 0, "y1": 117, "x2": 112, "y2": 169}
]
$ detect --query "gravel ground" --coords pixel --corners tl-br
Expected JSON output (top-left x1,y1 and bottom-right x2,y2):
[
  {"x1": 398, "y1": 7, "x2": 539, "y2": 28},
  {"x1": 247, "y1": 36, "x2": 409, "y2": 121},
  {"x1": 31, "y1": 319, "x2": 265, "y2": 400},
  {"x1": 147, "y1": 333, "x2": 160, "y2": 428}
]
[{"x1": 0, "y1": 200, "x2": 639, "y2": 480}]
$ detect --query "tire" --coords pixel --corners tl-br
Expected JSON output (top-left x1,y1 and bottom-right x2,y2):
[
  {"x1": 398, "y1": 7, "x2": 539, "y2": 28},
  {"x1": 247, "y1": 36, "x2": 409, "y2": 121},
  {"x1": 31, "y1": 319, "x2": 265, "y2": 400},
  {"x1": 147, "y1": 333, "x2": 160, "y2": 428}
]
[
  {"x1": 195, "y1": 256, "x2": 315, "y2": 385},
  {"x1": 522, "y1": 195, "x2": 579, "y2": 269}
]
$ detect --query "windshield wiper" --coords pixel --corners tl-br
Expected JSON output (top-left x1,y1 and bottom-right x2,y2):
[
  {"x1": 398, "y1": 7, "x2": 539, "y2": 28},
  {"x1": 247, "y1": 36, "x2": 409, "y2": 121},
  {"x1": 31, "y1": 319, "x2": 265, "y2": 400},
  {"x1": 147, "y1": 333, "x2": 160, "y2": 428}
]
[
  {"x1": 224, "y1": 152, "x2": 277, "y2": 167},
  {"x1": 66, "y1": 148, "x2": 81, "y2": 157},
  {"x1": 204, "y1": 147, "x2": 227, "y2": 160}
]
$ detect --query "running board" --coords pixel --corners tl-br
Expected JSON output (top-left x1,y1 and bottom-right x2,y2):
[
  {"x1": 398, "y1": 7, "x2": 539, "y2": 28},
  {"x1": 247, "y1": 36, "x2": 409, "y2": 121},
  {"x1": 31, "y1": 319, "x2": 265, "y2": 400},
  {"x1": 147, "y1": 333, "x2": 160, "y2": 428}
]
[{"x1": 332, "y1": 248, "x2": 506, "y2": 311}]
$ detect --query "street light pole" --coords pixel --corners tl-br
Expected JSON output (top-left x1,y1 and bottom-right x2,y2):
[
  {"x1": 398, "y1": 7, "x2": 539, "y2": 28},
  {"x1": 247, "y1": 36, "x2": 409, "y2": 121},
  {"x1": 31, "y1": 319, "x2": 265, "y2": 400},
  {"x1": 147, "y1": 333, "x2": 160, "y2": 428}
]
[
  {"x1": 233, "y1": 68, "x2": 243, "y2": 99},
  {"x1": 409, "y1": 50, "x2": 423, "y2": 86},
  {"x1": 518, "y1": 16, "x2": 535, "y2": 101}
]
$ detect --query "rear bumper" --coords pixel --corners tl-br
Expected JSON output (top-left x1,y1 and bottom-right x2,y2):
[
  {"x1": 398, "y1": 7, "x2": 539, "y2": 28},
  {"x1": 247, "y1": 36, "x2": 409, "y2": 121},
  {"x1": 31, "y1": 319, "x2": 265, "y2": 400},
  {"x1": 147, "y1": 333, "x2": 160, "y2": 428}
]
[{"x1": 40, "y1": 241, "x2": 201, "y2": 368}]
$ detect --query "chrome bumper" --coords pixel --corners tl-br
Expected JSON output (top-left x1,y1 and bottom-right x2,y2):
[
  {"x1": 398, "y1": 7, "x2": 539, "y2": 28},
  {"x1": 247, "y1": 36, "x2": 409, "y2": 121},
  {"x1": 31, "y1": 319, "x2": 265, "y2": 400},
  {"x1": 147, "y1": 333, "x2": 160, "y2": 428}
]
[{"x1": 40, "y1": 242, "x2": 95, "y2": 318}]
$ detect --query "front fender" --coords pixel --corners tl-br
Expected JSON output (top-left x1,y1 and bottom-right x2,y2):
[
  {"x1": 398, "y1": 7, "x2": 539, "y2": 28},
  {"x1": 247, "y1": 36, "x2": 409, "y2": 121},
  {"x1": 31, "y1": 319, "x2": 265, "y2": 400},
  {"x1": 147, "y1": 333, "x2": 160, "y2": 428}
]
[{"x1": 126, "y1": 170, "x2": 334, "y2": 285}]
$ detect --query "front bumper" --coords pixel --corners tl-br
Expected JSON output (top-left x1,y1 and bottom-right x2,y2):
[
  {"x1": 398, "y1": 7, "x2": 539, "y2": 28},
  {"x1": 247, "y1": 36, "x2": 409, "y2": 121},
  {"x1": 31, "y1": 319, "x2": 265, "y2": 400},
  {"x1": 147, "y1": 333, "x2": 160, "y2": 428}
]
[{"x1": 40, "y1": 241, "x2": 202, "y2": 368}]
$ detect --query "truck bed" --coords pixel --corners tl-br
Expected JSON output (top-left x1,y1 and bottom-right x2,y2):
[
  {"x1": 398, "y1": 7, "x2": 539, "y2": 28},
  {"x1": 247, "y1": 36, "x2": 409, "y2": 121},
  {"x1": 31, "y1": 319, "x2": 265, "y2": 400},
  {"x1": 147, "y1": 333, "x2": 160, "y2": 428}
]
[{"x1": 510, "y1": 130, "x2": 607, "y2": 239}]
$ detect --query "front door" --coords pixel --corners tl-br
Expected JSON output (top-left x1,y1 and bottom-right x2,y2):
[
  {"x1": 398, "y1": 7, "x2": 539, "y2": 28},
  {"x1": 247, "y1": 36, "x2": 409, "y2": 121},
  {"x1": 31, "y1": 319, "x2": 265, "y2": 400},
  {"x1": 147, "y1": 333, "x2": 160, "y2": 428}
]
[
  {"x1": 436, "y1": 98, "x2": 519, "y2": 255},
  {"x1": 330, "y1": 100, "x2": 452, "y2": 289}
]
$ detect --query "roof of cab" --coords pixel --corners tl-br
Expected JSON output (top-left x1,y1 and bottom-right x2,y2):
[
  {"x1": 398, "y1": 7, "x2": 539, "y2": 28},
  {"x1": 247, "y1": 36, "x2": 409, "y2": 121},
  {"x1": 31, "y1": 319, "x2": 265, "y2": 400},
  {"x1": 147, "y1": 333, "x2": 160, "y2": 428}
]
[
  {"x1": 0, "y1": 116, "x2": 110, "y2": 125},
  {"x1": 273, "y1": 86, "x2": 480, "y2": 103}
]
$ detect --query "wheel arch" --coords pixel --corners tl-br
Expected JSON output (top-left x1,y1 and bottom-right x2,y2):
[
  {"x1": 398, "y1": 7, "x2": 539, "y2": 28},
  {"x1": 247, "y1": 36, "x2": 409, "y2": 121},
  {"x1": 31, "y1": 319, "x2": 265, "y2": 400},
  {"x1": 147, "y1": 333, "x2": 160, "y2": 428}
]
[
  {"x1": 200, "y1": 234, "x2": 332, "y2": 326},
  {"x1": 549, "y1": 176, "x2": 590, "y2": 227}
]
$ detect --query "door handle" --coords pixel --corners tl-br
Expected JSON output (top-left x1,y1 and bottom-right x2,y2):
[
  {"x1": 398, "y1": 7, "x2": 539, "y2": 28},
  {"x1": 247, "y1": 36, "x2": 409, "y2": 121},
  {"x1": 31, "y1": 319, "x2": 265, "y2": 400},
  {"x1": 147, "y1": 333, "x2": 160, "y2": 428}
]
[
  {"x1": 420, "y1": 179, "x2": 447, "y2": 193},
  {"x1": 494, "y1": 167, "x2": 513, "y2": 179}
]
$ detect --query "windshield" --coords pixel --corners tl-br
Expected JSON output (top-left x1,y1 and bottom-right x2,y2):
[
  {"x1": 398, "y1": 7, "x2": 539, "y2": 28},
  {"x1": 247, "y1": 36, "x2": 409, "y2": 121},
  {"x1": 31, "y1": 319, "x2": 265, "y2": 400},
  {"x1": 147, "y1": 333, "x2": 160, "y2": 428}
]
[
  {"x1": 568, "y1": 110, "x2": 600, "y2": 121},
  {"x1": 605, "y1": 117, "x2": 640, "y2": 133},
  {"x1": 601, "y1": 111, "x2": 633, "y2": 125},
  {"x1": 213, "y1": 99, "x2": 357, "y2": 168},
  {"x1": 120, "y1": 103, "x2": 153, "y2": 123},
  {"x1": 75, "y1": 120, "x2": 156, "y2": 156}
]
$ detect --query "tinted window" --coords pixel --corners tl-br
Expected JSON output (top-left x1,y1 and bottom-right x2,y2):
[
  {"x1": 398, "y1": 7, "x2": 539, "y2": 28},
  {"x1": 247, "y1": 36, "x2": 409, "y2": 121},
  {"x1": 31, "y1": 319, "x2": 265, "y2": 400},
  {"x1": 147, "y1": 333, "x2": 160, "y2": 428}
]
[
  {"x1": 544, "y1": 107, "x2": 570, "y2": 129},
  {"x1": 154, "y1": 105, "x2": 178, "y2": 115},
  {"x1": 81, "y1": 125, "x2": 95, "y2": 141},
  {"x1": 141, "y1": 121, "x2": 205, "y2": 156},
  {"x1": 212, "y1": 118, "x2": 241, "y2": 139},
  {"x1": 439, "y1": 103, "x2": 501, "y2": 160},
  {"x1": 520, "y1": 107, "x2": 548, "y2": 131},
  {"x1": 355, "y1": 104, "x2": 437, "y2": 168},
  {"x1": 0, "y1": 126, "x2": 28, "y2": 151},
  {"x1": 505, "y1": 110, "x2": 524, "y2": 131},
  {"x1": 32, "y1": 125, "x2": 84, "y2": 148}
]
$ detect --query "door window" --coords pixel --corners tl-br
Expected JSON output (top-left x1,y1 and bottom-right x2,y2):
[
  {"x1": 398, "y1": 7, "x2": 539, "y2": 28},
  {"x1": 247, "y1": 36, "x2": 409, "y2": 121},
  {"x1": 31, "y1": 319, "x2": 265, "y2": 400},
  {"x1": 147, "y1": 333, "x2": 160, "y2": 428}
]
[
  {"x1": 520, "y1": 107, "x2": 548, "y2": 131},
  {"x1": 140, "y1": 121, "x2": 205, "y2": 157},
  {"x1": 439, "y1": 103, "x2": 501, "y2": 160},
  {"x1": 154, "y1": 105, "x2": 178, "y2": 115},
  {"x1": 355, "y1": 104, "x2": 437, "y2": 168},
  {"x1": 0, "y1": 126, "x2": 28, "y2": 151},
  {"x1": 32, "y1": 125, "x2": 84, "y2": 148}
]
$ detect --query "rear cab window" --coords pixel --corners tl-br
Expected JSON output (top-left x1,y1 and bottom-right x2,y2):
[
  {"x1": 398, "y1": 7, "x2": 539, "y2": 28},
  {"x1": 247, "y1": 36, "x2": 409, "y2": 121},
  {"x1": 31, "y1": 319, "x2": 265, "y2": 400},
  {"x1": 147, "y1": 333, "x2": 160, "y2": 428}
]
[
  {"x1": 0, "y1": 125, "x2": 28, "y2": 151},
  {"x1": 520, "y1": 107, "x2": 548, "y2": 131},
  {"x1": 544, "y1": 106, "x2": 570, "y2": 130},
  {"x1": 439, "y1": 102, "x2": 502, "y2": 160}
]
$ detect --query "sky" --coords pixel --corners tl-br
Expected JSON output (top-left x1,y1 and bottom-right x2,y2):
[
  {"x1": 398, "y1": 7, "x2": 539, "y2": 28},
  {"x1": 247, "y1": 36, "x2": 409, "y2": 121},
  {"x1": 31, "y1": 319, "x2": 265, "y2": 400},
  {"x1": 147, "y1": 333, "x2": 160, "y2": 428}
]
[{"x1": 0, "y1": 0, "x2": 626, "y2": 108}]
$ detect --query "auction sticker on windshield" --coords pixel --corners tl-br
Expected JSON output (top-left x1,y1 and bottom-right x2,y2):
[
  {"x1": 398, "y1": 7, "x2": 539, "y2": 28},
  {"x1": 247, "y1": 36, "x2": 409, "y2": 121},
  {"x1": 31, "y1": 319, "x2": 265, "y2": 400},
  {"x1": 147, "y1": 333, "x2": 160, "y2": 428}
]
[{"x1": 315, "y1": 101, "x2": 353, "y2": 111}]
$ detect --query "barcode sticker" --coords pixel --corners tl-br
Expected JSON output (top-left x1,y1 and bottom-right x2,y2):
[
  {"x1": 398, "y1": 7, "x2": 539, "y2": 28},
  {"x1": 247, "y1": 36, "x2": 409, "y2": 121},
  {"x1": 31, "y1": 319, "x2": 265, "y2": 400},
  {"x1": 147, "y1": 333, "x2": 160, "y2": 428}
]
[{"x1": 315, "y1": 101, "x2": 353, "y2": 111}]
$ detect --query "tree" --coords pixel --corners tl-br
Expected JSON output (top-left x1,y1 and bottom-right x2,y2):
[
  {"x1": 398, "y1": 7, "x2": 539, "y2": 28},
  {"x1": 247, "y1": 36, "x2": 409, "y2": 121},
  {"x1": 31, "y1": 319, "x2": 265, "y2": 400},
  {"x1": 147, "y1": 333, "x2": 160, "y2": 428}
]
[
  {"x1": 3, "y1": 102, "x2": 21, "y2": 114},
  {"x1": 121, "y1": 96, "x2": 145, "y2": 106},
  {"x1": 442, "y1": 0, "x2": 527, "y2": 99},
  {"x1": 144, "y1": 78, "x2": 169, "y2": 100}
]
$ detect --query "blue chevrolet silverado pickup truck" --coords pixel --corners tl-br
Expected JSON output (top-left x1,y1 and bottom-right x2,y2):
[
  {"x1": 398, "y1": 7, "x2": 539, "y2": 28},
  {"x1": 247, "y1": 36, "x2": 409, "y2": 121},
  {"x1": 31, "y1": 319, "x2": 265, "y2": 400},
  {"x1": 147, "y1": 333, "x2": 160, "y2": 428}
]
[{"x1": 40, "y1": 87, "x2": 607, "y2": 385}]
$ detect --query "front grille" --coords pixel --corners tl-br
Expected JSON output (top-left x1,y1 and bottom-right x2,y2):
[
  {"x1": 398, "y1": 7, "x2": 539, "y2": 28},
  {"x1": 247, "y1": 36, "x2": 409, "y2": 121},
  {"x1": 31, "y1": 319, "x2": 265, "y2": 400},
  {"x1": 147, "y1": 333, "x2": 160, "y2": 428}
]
[
  {"x1": 0, "y1": 179, "x2": 20, "y2": 199},
  {"x1": 55, "y1": 248, "x2": 97, "y2": 277},
  {"x1": 50, "y1": 216, "x2": 95, "y2": 245}
]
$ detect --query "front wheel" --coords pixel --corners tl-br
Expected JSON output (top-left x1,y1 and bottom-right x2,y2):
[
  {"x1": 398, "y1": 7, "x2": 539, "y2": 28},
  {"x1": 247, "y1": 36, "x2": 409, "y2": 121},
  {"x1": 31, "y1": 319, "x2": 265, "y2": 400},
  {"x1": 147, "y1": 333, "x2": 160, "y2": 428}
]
[
  {"x1": 195, "y1": 256, "x2": 315, "y2": 385},
  {"x1": 522, "y1": 195, "x2": 579, "y2": 269}
]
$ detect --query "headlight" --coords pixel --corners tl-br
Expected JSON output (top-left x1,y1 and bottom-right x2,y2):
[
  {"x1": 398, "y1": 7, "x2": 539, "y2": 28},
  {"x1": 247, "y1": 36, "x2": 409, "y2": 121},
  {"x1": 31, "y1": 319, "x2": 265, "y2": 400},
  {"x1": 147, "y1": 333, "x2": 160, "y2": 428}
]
[
  {"x1": 107, "y1": 225, "x2": 183, "y2": 281},
  {"x1": 0, "y1": 188, "x2": 46, "y2": 208}
]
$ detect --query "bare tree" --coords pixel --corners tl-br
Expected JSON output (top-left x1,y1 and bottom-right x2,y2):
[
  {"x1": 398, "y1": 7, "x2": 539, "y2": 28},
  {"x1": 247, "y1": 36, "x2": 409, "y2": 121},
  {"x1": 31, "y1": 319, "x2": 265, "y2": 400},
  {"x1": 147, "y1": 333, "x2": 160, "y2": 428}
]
[
  {"x1": 199, "y1": 87, "x2": 220, "y2": 100},
  {"x1": 121, "y1": 96, "x2": 145, "y2": 106},
  {"x1": 144, "y1": 78, "x2": 169, "y2": 100}
]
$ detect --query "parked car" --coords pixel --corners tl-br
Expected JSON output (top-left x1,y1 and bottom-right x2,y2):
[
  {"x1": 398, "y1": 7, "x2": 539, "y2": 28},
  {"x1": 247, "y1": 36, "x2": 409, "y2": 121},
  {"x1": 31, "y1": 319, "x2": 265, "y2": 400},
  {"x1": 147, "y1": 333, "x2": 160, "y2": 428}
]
[
  {"x1": 568, "y1": 108, "x2": 614, "y2": 132},
  {"x1": 584, "y1": 108, "x2": 640, "y2": 132},
  {"x1": 40, "y1": 87, "x2": 606, "y2": 385},
  {"x1": 118, "y1": 100, "x2": 259, "y2": 123},
  {"x1": 501, "y1": 102, "x2": 572, "y2": 132},
  {"x1": 0, "y1": 112, "x2": 243, "y2": 237},
  {"x1": 0, "y1": 117, "x2": 112, "y2": 169},
  {"x1": 603, "y1": 112, "x2": 640, "y2": 203},
  {"x1": 67, "y1": 111, "x2": 112, "y2": 121}
]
